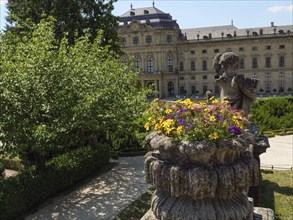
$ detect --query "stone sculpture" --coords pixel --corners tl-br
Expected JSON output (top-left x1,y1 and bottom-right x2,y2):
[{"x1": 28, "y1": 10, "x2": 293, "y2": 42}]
[
  {"x1": 213, "y1": 52, "x2": 258, "y2": 116},
  {"x1": 141, "y1": 131, "x2": 260, "y2": 219}
]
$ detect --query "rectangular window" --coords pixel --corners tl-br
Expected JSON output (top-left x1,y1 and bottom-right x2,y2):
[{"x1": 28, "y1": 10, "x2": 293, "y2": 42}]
[
  {"x1": 279, "y1": 82, "x2": 285, "y2": 92},
  {"x1": 252, "y1": 46, "x2": 258, "y2": 51},
  {"x1": 191, "y1": 76, "x2": 195, "y2": 80},
  {"x1": 279, "y1": 56, "x2": 285, "y2": 67},
  {"x1": 147, "y1": 58, "x2": 153, "y2": 73},
  {"x1": 121, "y1": 37, "x2": 126, "y2": 46},
  {"x1": 265, "y1": 45, "x2": 271, "y2": 50},
  {"x1": 252, "y1": 58, "x2": 258, "y2": 69},
  {"x1": 202, "y1": 49, "x2": 207, "y2": 54},
  {"x1": 146, "y1": 35, "x2": 152, "y2": 44},
  {"x1": 240, "y1": 58, "x2": 245, "y2": 69},
  {"x1": 190, "y1": 50, "x2": 195, "y2": 54},
  {"x1": 166, "y1": 35, "x2": 172, "y2": 43},
  {"x1": 214, "y1": 49, "x2": 219, "y2": 53},
  {"x1": 191, "y1": 61, "x2": 195, "y2": 71},
  {"x1": 265, "y1": 57, "x2": 271, "y2": 68},
  {"x1": 239, "y1": 47, "x2": 244, "y2": 52},
  {"x1": 265, "y1": 82, "x2": 271, "y2": 92},
  {"x1": 279, "y1": 45, "x2": 285, "y2": 49},
  {"x1": 202, "y1": 60, "x2": 207, "y2": 71},
  {"x1": 133, "y1": 36, "x2": 139, "y2": 45}
]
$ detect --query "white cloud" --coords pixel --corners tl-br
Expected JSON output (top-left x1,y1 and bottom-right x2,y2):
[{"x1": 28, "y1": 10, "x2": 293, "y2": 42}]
[
  {"x1": 0, "y1": 0, "x2": 7, "y2": 6},
  {"x1": 267, "y1": 4, "x2": 293, "y2": 13}
]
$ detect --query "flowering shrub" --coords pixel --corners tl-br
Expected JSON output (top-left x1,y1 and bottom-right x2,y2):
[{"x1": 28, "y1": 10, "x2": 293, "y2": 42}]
[{"x1": 144, "y1": 98, "x2": 249, "y2": 141}]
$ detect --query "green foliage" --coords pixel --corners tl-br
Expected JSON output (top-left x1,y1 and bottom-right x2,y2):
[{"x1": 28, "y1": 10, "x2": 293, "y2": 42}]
[
  {"x1": 5, "y1": 0, "x2": 120, "y2": 51},
  {"x1": 252, "y1": 97, "x2": 293, "y2": 133},
  {"x1": 0, "y1": 19, "x2": 148, "y2": 168},
  {"x1": 0, "y1": 162, "x2": 5, "y2": 177},
  {"x1": 0, "y1": 145, "x2": 110, "y2": 220}
]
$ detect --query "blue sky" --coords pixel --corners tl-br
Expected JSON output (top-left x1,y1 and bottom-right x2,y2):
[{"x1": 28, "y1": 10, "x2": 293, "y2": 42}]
[{"x1": 1, "y1": 0, "x2": 292, "y2": 31}]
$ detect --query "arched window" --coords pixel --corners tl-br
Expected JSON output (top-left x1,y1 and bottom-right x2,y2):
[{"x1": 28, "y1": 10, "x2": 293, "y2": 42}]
[
  {"x1": 147, "y1": 56, "x2": 154, "y2": 73},
  {"x1": 167, "y1": 56, "x2": 173, "y2": 72},
  {"x1": 168, "y1": 81, "x2": 174, "y2": 96}
]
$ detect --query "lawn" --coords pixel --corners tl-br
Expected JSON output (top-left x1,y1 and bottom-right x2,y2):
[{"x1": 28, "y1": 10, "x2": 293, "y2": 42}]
[{"x1": 114, "y1": 169, "x2": 293, "y2": 220}]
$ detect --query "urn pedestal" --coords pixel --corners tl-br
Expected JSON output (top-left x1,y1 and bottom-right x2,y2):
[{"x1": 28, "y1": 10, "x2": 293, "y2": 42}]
[{"x1": 141, "y1": 132, "x2": 273, "y2": 220}]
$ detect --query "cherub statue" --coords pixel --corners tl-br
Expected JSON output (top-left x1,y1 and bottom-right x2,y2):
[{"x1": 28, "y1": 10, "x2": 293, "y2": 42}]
[{"x1": 213, "y1": 52, "x2": 258, "y2": 116}]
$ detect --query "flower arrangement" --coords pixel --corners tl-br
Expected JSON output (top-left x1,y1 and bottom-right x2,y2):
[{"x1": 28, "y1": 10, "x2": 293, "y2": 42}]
[{"x1": 144, "y1": 98, "x2": 249, "y2": 141}]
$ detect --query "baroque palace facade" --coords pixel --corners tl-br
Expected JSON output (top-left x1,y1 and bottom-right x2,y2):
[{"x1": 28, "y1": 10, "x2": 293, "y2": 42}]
[{"x1": 117, "y1": 5, "x2": 293, "y2": 98}]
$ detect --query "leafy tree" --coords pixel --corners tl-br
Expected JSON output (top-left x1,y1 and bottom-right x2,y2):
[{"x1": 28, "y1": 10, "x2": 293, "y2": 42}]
[
  {"x1": 5, "y1": 0, "x2": 120, "y2": 51},
  {"x1": 0, "y1": 18, "x2": 148, "y2": 170}
]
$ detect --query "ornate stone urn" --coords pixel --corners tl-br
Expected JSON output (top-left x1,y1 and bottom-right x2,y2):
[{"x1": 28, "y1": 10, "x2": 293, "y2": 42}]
[{"x1": 142, "y1": 131, "x2": 260, "y2": 220}]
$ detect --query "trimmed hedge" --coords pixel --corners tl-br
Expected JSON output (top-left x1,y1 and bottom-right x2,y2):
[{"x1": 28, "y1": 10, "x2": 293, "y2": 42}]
[
  {"x1": 0, "y1": 144, "x2": 110, "y2": 220},
  {"x1": 252, "y1": 97, "x2": 293, "y2": 133}
]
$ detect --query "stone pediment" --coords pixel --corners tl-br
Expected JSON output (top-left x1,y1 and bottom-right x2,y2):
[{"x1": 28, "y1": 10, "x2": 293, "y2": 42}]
[{"x1": 118, "y1": 20, "x2": 154, "y2": 34}]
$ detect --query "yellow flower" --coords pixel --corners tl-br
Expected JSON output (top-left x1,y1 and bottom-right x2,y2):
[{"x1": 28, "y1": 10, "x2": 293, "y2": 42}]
[
  {"x1": 153, "y1": 98, "x2": 159, "y2": 102},
  {"x1": 144, "y1": 122, "x2": 150, "y2": 131},
  {"x1": 212, "y1": 99, "x2": 220, "y2": 104},
  {"x1": 165, "y1": 109, "x2": 173, "y2": 114},
  {"x1": 177, "y1": 126, "x2": 183, "y2": 135},
  {"x1": 209, "y1": 115, "x2": 216, "y2": 122},
  {"x1": 209, "y1": 132, "x2": 219, "y2": 140}
]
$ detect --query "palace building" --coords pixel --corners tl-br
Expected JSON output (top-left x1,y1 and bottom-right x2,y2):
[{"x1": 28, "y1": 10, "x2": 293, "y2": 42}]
[{"x1": 117, "y1": 5, "x2": 293, "y2": 98}]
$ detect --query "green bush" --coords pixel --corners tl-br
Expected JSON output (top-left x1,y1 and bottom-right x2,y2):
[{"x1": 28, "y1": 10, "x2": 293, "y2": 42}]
[
  {"x1": 0, "y1": 144, "x2": 109, "y2": 220},
  {"x1": 0, "y1": 19, "x2": 148, "y2": 169},
  {"x1": 252, "y1": 97, "x2": 293, "y2": 133}
]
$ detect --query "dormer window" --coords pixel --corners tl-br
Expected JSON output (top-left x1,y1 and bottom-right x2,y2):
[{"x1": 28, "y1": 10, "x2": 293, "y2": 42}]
[
  {"x1": 227, "y1": 34, "x2": 233, "y2": 38},
  {"x1": 130, "y1": 11, "x2": 135, "y2": 16},
  {"x1": 144, "y1": 10, "x2": 149, "y2": 14}
]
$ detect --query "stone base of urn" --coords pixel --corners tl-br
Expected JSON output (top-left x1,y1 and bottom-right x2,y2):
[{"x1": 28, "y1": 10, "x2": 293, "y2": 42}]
[
  {"x1": 141, "y1": 131, "x2": 274, "y2": 220},
  {"x1": 141, "y1": 206, "x2": 274, "y2": 220}
]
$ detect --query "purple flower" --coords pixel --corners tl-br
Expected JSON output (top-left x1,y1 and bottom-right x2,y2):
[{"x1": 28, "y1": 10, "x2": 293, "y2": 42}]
[
  {"x1": 177, "y1": 118, "x2": 185, "y2": 125},
  {"x1": 228, "y1": 126, "x2": 241, "y2": 136},
  {"x1": 186, "y1": 123, "x2": 194, "y2": 129},
  {"x1": 176, "y1": 108, "x2": 187, "y2": 116},
  {"x1": 164, "y1": 116, "x2": 171, "y2": 120}
]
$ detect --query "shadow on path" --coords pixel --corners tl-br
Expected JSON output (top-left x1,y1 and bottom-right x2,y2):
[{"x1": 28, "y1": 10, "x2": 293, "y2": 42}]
[{"x1": 23, "y1": 156, "x2": 151, "y2": 220}]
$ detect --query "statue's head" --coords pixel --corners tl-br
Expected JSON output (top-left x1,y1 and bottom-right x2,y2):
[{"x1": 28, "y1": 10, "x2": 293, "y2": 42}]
[{"x1": 213, "y1": 52, "x2": 239, "y2": 75}]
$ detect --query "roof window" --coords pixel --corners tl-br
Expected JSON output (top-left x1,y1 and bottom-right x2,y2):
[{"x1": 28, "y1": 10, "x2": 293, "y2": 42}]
[
  {"x1": 144, "y1": 10, "x2": 149, "y2": 14},
  {"x1": 130, "y1": 11, "x2": 135, "y2": 16}
]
